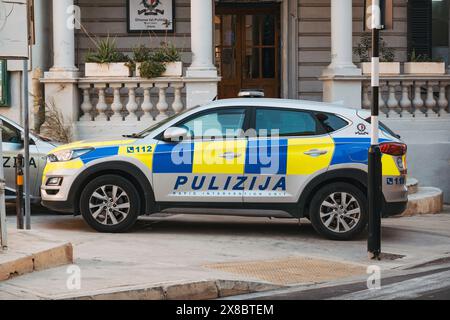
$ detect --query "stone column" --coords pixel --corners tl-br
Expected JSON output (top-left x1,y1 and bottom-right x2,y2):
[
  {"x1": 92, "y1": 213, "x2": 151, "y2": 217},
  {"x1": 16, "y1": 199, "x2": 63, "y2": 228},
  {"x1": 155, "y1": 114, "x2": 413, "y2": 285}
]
[
  {"x1": 320, "y1": 0, "x2": 362, "y2": 108},
  {"x1": 186, "y1": 0, "x2": 217, "y2": 77},
  {"x1": 185, "y1": 0, "x2": 220, "y2": 108},
  {"x1": 49, "y1": 0, "x2": 78, "y2": 73},
  {"x1": 44, "y1": 0, "x2": 80, "y2": 138}
]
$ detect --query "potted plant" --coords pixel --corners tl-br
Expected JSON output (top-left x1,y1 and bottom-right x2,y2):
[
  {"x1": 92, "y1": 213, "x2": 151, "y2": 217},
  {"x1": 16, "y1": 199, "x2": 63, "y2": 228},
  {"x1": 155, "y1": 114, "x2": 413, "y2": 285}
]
[
  {"x1": 354, "y1": 34, "x2": 400, "y2": 75},
  {"x1": 151, "y1": 43, "x2": 182, "y2": 77},
  {"x1": 129, "y1": 45, "x2": 152, "y2": 77},
  {"x1": 137, "y1": 43, "x2": 183, "y2": 79},
  {"x1": 85, "y1": 37, "x2": 131, "y2": 77},
  {"x1": 404, "y1": 50, "x2": 446, "y2": 74}
]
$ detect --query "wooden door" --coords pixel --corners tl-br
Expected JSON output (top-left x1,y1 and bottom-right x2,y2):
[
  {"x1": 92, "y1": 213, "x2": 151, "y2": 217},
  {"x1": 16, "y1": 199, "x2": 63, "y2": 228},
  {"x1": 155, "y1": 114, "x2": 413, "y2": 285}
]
[{"x1": 215, "y1": 5, "x2": 280, "y2": 98}]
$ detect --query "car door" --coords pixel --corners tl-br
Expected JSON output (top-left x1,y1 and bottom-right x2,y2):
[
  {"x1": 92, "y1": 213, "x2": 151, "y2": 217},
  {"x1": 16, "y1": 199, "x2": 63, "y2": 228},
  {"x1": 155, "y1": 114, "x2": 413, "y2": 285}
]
[
  {"x1": 152, "y1": 107, "x2": 250, "y2": 203},
  {"x1": 244, "y1": 107, "x2": 335, "y2": 203},
  {"x1": 1, "y1": 120, "x2": 40, "y2": 199}
]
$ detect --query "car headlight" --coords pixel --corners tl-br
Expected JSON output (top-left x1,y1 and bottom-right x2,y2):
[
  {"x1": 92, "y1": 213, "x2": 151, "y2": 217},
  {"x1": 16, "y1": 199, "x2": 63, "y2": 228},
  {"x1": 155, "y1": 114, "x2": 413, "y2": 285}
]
[{"x1": 47, "y1": 148, "x2": 94, "y2": 162}]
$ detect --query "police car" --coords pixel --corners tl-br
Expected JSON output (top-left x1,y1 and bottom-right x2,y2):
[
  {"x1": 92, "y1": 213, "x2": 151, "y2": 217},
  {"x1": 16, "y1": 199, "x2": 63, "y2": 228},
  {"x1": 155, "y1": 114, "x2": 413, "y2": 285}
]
[
  {"x1": 41, "y1": 99, "x2": 408, "y2": 240},
  {"x1": 0, "y1": 115, "x2": 58, "y2": 202}
]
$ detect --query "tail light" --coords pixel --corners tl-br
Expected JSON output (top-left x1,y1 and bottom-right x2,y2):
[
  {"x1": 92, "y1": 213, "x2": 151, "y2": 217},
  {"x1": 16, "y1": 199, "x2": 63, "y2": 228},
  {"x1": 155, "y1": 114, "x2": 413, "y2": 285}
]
[{"x1": 379, "y1": 142, "x2": 407, "y2": 156}]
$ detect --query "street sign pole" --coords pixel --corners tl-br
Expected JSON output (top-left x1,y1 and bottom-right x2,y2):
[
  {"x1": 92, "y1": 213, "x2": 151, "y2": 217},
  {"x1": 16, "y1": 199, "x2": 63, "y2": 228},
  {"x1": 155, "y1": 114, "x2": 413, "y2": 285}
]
[
  {"x1": 23, "y1": 58, "x2": 31, "y2": 230},
  {"x1": 368, "y1": 0, "x2": 382, "y2": 260},
  {"x1": 0, "y1": 120, "x2": 7, "y2": 250}
]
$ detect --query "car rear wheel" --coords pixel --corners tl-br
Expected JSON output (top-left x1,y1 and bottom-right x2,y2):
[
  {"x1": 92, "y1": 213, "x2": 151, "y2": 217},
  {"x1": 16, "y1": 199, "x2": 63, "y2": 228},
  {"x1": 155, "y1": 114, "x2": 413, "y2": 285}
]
[
  {"x1": 309, "y1": 182, "x2": 367, "y2": 240},
  {"x1": 80, "y1": 175, "x2": 140, "y2": 233}
]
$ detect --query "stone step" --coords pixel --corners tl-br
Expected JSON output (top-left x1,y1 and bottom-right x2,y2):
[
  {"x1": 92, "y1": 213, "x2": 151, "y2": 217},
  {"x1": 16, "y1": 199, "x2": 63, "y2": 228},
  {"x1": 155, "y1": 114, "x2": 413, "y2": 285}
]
[
  {"x1": 407, "y1": 178, "x2": 419, "y2": 195},
  {"x1": 0, "y1": 229, "x2": 73, "y2": 282},
  {"x1": 402, "y1": 187, "x2": 444, "y2": 217}
]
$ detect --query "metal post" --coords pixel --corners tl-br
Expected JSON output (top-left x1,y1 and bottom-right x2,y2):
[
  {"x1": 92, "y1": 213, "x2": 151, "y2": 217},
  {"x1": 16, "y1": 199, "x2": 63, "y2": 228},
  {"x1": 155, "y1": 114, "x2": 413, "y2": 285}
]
[
  {"x1": 0, "y1": 120, "x2": 7, "y2": 250},
  {"x1": 368, "y1": 0, "x2": 382, "y2": 260},
  {"x1": 22, "y1": 59, "x2": 31, "y2": 230},
  {"x1": 16, "y1": 154, "x2": 25, "y2": 230}
]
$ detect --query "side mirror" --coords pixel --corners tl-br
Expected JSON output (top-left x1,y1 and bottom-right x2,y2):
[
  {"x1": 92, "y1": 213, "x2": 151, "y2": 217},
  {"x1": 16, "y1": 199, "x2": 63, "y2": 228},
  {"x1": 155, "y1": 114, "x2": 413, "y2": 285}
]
[{"x1": 163, "y1": 127, "x2": 189, "y2": 142}]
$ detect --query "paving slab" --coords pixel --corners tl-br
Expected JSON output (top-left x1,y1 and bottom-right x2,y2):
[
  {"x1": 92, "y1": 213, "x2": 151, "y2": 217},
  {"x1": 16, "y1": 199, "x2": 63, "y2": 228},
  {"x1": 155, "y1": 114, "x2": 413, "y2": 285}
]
[{"x1": 0, "y1": 206, "x2": 449, "y2": 300}]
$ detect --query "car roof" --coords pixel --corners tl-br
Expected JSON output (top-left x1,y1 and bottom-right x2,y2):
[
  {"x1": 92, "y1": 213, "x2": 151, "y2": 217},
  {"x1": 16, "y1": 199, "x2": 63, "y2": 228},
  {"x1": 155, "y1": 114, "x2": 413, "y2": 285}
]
[{"x1": 204, "y1": 98, "x2": 359, "y2": 117}]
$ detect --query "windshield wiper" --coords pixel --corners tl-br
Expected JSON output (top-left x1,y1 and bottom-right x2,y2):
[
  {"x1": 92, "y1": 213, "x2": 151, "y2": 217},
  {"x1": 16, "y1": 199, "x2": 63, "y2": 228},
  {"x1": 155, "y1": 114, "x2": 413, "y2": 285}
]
[{"x1": 122, "y1": 133, "x2": 141, "y2": 138}]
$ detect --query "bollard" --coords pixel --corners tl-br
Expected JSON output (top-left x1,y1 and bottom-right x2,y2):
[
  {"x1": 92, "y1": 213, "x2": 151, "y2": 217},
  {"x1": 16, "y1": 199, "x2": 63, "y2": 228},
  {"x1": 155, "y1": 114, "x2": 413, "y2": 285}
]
[{"x1": 16, "y1": 154, "x2": 25, "y2": 230}]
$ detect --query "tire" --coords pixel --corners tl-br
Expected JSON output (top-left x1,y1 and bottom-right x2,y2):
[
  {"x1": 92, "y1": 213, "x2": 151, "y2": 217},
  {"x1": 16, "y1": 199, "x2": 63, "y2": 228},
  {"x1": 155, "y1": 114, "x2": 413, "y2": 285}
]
[
  {"x1": 79, "y1": 175, "x2": 140, "y2": 233},
  {"x1": 309, "y1": 182, "x2": 367, "y2": 240}
]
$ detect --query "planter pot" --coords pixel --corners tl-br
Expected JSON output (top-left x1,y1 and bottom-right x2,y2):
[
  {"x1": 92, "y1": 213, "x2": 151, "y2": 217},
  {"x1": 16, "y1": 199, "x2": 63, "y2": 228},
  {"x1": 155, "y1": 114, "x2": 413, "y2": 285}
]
[
  {"x1": 403, "y1": 62, "x2": 446, "y2": 75},
  {"x1": 360, "y1": 62, "x2": 401, "y2": 75},
  {"x1": 136, "y1": 61, "x2": 183, "y2": 78},
  {"x1": 85, "y1": 63, "x2": 131, "y2": 77},
  {"x1": 162, "y1": 61, "x2": 183, "y2": 77},
  {"x1": 135, "y1": 62, "x2": 142, "y2": 77}
]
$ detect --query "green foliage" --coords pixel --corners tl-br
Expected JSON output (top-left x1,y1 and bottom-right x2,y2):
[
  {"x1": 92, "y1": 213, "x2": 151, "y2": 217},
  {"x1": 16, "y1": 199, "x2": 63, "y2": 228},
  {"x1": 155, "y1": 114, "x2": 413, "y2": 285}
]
[
  {"x1": 139, "y1": 60, "x2": 167, "y2": 79},
  {"x1": 409, "y1": 49, "x2": 444, "y2": 63},
  {"x1": 132, "y1": 45, "x2": 153, "y2": 63},
  {"x1": 151, "y1": 43, "x2": 181, "y2": 63},
  {"x1": 353, "y1": 33, "x2": 396, "y2": 63},
  {"x1": 132, "y1": 42, "x2": 181, "y2": 79},
  {"x1": 85, "y1": 37, "x2": 128, "y2": 63}
]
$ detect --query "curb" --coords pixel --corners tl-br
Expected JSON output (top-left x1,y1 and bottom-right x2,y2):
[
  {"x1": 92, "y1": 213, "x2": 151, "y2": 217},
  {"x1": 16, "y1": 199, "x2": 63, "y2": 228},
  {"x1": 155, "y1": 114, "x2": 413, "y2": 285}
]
[
  {"x1": 0, "y1": 243, "x2": 73, "y2": 282},
  {"x1": 50, "y1": 280, "x2": 282, "y2": 300}
]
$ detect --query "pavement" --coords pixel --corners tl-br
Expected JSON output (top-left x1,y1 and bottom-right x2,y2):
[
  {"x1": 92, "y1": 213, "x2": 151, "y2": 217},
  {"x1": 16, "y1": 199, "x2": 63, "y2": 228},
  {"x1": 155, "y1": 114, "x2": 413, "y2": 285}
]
[{"x1": 0, "y1": 205, "x2": 449, "y2": 300}]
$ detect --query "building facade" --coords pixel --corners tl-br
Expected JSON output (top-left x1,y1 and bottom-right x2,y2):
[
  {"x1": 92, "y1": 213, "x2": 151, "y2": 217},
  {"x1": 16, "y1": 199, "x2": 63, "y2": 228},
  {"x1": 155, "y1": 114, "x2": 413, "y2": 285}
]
[{"x1": 1, "y1": 0, "x2": 449, "y2": 200}]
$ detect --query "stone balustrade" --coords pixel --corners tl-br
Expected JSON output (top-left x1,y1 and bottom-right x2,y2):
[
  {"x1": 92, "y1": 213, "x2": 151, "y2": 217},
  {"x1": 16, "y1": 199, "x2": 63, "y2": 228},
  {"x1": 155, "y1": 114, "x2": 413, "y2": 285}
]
[
  {"x1": 78, "y1": 78, "x2": 188, "y2": 125},
  {"x1": 361, "y1": 76, "x2": 450, "y2": 118}
]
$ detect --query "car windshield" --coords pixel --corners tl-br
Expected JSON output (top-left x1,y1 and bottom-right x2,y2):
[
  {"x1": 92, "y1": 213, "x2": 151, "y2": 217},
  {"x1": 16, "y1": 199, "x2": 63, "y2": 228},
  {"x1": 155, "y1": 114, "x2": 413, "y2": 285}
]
[{"x1": 125, "y1": 106, "x2": 201, "y2": 139}]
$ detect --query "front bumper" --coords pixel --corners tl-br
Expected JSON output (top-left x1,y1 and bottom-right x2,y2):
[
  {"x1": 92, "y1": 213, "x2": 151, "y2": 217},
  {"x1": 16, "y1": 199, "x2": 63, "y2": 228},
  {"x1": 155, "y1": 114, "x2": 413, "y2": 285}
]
[{"x1": 41, "y1": 199, "x2": 75, "y2": 213}]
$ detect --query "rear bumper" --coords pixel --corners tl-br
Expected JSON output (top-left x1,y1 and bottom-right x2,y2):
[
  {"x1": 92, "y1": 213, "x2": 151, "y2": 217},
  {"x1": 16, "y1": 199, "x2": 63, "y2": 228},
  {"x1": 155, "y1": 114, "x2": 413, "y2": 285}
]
[{"x1": 382, "y1": 200, "x2": 408, "y2": 217}]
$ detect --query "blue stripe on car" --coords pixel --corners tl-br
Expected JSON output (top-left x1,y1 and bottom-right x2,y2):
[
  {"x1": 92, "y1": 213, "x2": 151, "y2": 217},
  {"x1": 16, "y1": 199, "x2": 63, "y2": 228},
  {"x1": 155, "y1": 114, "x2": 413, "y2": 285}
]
[
  {"x1": 245, "y1": 139, "x2": 288, "y2": 175},
  {"x1": 331, "y1": 137, "x2": 389, "y2": 165},
  {"x1": 153, "y1": 143, "x2": 194, "y2": 173},
  {"x1": 80, "y1": 146, "x2": 119, "y2": 164}
]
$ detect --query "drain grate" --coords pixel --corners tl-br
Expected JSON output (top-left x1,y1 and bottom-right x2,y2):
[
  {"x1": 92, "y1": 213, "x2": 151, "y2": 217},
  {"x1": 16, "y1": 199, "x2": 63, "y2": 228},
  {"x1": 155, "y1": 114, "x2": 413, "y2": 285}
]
[{"x1": 205, "y1": 256, "x2": 367, "y2": 285}]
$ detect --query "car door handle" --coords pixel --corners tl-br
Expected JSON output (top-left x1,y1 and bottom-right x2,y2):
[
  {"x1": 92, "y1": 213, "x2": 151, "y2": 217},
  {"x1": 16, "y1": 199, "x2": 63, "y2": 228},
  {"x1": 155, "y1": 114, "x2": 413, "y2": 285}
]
[
  {"x1": 304, "y1": 149, "x2": 328, "y2": 157},
  {"x1": 219, "y1": 152, "x2": 241, "y2": 159}
]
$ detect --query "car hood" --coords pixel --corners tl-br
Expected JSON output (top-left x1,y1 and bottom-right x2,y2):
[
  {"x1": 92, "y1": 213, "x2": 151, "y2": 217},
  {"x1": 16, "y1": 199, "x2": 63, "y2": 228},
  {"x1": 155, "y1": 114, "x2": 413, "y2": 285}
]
[{"x1": 49, "y1": 138, "x2": 137, "y2": 153}]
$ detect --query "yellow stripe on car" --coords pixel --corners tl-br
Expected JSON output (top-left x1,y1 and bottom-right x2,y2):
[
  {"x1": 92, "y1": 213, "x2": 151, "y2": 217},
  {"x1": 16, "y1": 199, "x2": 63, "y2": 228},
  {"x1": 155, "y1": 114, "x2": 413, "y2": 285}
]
[
  {"x1": 118, "y1": 144, "x2": 156, "y2": 170},
  {"x1": 193, "y1": 140, "x2": 247, "y2": 174},
  {"x1": 42, "y1": 158, "x2": 84, "y2": 184},
  {"x1": 287, "y1": 137, "x2": 335, "y2": 175},
  {"x1": 381, "y1": 154, "x2": 401, "y2": 176}
]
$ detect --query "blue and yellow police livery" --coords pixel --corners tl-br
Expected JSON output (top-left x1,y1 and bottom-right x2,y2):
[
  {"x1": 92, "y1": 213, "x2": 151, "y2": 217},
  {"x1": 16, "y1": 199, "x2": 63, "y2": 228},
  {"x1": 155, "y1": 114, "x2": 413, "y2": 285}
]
[{"x1": 41, "y1": 99, "x2": 408, "y2": 240}]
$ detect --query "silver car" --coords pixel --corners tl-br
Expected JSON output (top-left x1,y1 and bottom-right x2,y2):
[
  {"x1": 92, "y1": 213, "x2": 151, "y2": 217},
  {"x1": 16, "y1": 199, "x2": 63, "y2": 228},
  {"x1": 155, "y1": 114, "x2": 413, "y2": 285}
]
[{"x1": 0, "y1": 115, "x2": 57, "y2": 202}]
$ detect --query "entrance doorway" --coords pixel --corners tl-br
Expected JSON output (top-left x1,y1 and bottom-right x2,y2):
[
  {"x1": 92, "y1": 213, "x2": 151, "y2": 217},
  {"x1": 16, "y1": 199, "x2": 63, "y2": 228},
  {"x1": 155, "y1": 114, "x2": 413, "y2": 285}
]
[{"x1": 215, "y1": 4, "x2": 281, "y2": 98}]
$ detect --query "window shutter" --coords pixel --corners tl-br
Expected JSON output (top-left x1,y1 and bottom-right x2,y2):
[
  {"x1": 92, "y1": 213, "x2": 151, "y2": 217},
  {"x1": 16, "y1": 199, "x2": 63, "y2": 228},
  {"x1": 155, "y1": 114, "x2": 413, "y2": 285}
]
[{"x1": 408, "y1": 0, "x2": 432, "y2": 59}]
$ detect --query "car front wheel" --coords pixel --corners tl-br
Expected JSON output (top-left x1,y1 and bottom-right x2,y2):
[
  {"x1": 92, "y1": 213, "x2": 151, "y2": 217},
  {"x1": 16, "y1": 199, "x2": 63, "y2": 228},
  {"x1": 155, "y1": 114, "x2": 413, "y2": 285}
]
[
  {"x1": 309, "y1": 182, "x2": 367, "y2": 240},
  {"x1": 79, "y1": 175, "x2": 140, "y2": 233}
]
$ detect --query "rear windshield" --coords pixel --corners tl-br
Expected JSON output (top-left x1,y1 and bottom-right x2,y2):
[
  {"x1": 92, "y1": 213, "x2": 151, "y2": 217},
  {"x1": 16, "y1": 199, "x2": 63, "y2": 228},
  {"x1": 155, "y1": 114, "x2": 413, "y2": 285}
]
[{"x1": 364, "y1": 117, "x2": 399, "y2": 138}]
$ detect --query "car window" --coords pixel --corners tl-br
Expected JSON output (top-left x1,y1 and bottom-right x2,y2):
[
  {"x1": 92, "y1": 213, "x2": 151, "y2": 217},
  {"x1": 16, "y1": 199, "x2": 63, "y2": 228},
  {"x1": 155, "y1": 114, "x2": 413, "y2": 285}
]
[
  {"x1": 314, "y1": 112, "x2": 349, "y2": 133},
  {"x1": 1, "y1": 121, "x2": 21, "y2": 143},
  {"x1": 364, "y1": 117, "x2": 399, "y2": 138},
  {"x1": 255, "y1": 108, "x2": 323, "y2": 136},
  {"x1": 177, "y1": 108, "x2": 247, "y2": 139}
]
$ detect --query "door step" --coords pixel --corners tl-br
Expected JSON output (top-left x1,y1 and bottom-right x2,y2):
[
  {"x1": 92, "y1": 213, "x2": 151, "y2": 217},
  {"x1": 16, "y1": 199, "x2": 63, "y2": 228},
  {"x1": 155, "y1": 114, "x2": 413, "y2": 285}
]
[{"x1": 402, "y1": 187, "x2": 444, "y2": 216}]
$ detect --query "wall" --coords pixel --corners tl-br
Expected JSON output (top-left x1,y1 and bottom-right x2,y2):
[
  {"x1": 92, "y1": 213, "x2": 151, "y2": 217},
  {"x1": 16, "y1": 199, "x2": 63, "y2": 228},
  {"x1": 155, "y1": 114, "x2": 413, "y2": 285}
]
[
  {"x1": 1, "y1": 0, "x2": 51, "y2": 127},
  {"x1": 298, "y1": 0, "x2": 408, "y2": 101},
  {"x1": 384, "y1": 119, "x2": 450, "y2": 203},
  {"x1": 75, "y1": 0, "x2": 192, "y2": 69}
]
